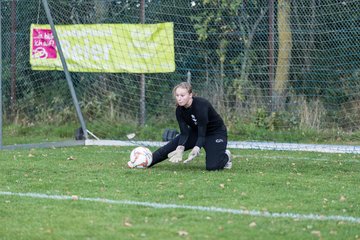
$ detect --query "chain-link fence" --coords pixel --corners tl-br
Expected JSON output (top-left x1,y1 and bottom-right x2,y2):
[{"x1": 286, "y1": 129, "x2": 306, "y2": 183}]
[{"x1": 1, "y1": 0, "x2": 360, "y2": 147}]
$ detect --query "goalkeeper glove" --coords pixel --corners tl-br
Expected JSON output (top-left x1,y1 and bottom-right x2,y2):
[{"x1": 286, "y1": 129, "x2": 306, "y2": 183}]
[
  {"x1": 184, "y1": 146, "x2": 200, "y2": 164},
  {"x1": 168, "y1": 145, "x2": 185, "y2": 163}
]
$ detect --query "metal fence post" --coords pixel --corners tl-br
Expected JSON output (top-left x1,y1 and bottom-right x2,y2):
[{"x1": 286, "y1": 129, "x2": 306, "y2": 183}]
[
  {"x1": 41, "y1": 0, "x2": 88, "y2": 139},
  {"x1": 0, "y1": 0, "x2": 3, "y2": 149},
  {"x1": 139, "y1": 0, "x2": 146, "y2": 126}
]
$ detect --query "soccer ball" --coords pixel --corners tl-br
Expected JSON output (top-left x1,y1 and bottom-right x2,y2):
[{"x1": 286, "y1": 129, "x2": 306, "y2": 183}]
[{"x1": 128, "y1": 146, "x2": 153, "y2": 168}]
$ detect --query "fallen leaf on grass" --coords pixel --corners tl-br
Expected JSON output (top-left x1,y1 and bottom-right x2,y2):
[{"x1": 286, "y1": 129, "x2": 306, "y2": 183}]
[
  {"x1": 249, "y1": 222, "x2": 257, "y2": 228},
  {"x1": 311, "y1": 230, "x2": 321, "y2": 238},
  {"x1": 124, "y1": 218, "x2": 133, "y2": 227},
  {"x1": 178, "y1": 230, "x2": 188, "y2": 236}
]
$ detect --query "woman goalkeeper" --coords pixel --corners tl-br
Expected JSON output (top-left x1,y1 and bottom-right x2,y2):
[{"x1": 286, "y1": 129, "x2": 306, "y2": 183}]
[{"x1": 149, "y1": 82, "x2": 232, "y2": 171}]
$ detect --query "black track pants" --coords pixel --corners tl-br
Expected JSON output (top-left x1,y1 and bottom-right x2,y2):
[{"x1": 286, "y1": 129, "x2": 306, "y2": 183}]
[{"x1": 150, "y1": 129, "x2": 229, "y2": 171}]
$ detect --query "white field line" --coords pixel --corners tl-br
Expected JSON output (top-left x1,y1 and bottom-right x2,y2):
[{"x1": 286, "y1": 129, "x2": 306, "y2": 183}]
[
  {"x1": 1, "y1": 191, "x2": 360, "y2": 224},
  {"x1": 85, "y1": 140, "x2": 360, "y2": 154}
]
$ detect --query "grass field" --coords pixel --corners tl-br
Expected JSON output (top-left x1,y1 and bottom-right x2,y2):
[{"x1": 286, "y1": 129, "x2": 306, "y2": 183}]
[{"x1": 1, "y1": 146, "x2": 360, "y2": 239}]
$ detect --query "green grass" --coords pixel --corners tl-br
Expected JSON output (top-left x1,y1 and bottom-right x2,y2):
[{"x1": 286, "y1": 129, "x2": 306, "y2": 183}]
[
  {"x1": 2, "y1": 124, "x2": 79, "y2": 145},
  {"x1": 1, "y1": 146, "x2": 360, "y2": 239}
]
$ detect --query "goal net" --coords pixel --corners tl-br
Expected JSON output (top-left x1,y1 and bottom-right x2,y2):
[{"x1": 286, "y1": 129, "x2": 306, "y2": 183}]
[{"x1": 1, "y1": 0, "x2": 359, "y2": 153}]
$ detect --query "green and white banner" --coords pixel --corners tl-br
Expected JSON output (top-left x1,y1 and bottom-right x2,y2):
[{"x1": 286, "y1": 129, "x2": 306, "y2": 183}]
[{"x1": 30, "y1": 23, "x2": 175, "y2": 73}]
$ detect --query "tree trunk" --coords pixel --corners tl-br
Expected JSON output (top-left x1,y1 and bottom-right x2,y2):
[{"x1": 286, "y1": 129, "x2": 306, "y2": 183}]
[{"x1": 274, "y1": 0, "x2": 292, "y2": 111}]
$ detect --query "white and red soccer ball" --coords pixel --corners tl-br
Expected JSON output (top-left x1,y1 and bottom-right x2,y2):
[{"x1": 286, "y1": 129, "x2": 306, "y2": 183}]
[{"x1": 128, "y1": 146, "x2": 153, "y2": 168}]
